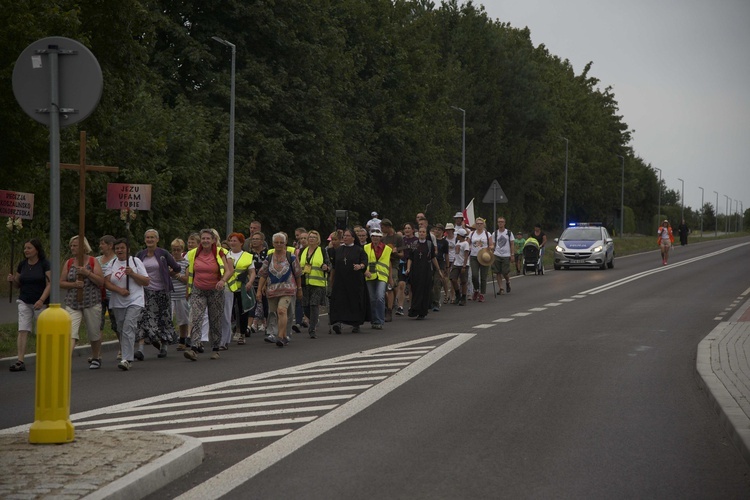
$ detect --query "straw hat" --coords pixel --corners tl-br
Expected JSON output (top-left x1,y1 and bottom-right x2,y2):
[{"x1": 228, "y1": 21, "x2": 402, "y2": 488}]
[{"x1": 477, "y1": 247, "x2": 495, "y2": 267}]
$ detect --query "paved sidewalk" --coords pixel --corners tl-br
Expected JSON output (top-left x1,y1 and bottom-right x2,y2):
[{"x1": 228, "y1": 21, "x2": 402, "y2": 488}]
[
  {"x1": 0, "y1": 430, "x2": 203, "y2": 499},
  {"x1": 696, "y1": 291, "x2": 750, "y2": 466}
]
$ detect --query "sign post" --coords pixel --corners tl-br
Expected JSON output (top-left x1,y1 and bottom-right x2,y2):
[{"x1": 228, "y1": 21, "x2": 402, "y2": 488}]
[{"x1": 482, "y1": 179, "x2": 508, "y2": 232}]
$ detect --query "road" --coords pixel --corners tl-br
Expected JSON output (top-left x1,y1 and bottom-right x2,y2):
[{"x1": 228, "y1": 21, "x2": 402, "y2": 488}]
[{"x1": 2, "y1": 238, "x2": 750, "y2": 498}]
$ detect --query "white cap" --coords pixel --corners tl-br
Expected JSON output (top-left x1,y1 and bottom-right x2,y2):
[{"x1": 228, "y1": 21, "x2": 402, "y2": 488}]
[
  {"x1": 456, "y1": 228, "x2": 467, "y2": 237},
  {"x1": 370, "y1": 228, "x2": 383, "y2": 236},
  {"x1": 371, "y1": 211, "x2": 378, "y2": 217},
  {"x1": 444, "y1": 223, "x2": 455, "y2": 230},
  {"x1": 453, "y1": 211, "x2": 464, "y2": 219}
]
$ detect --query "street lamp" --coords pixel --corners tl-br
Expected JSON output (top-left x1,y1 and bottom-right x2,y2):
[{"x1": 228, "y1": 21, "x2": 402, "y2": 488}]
[
  {"x1": 725, "y1": 195, "x2": 730, "y2": 233},
  {"x1": 713, "y1": 191, "x2": 718, "y2": 237},
  {"x1": 655, "y1": 167, "x2": 662, "y2": 229},
  {"x1": 450, "y1": 106, "x2": 466, "y2": 211},
  {"x1": 698, "y1": 186, "x2": 704, "y2": 236},
  {"x1": 561, "y1": 137, "x2": 569, "y2": 228},
  {"x1": 736, "y1": 199, "x2": 740, "y2": 232},
  {"x1": 619, "y1": 155, "x2": 626, "y2": 236},
  {"x1": 677, "y1": 177, "x2": 684, "y2": 221},
  {"x1": 212, "y1": 36, "x2": 236, "y2": 238}
]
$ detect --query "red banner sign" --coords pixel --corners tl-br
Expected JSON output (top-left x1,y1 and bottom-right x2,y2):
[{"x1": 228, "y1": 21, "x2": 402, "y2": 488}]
[
  {"x1": 106, "y1": 183, "x2": 152, "y2": 210},
  {"x1": 0, "y1": 190, "x2": 34, "y2": 219}
]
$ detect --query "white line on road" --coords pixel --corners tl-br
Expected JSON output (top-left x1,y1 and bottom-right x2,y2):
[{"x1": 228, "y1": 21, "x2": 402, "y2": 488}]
[
  {"x1": 175, "y1": 333, "x2": 475, "y2": 500},
  {"x1": 493, "y1": 318, "x2": 514, "y2": 323},
  {"x1": 473, "y1": 324, "x2": 496, "y2": 329}
]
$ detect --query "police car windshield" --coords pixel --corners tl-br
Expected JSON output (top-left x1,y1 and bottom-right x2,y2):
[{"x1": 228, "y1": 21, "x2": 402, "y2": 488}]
[{"x1": 562, "y1": 228, "x2": 600, "y2": 241}]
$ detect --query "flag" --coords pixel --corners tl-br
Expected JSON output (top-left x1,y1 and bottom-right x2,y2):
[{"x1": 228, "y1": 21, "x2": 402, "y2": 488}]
[{"x1": 463, "y1": 198, "x2": 475, "y2": 227}]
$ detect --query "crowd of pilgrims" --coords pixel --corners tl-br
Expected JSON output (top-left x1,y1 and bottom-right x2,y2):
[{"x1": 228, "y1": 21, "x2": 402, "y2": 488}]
[{"x1": 7, "y1": 211, "x2": 540, "y2": 372}]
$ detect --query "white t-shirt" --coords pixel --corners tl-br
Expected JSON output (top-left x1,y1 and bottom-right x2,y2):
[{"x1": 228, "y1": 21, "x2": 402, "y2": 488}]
[
  {"x1": 491, "y1": 229, "x2": 514, "y2": 258},
  {"x1": 454, "y1": 240, "x2": 470, "y2": 267},
  {"x1": 366, "y1": 217, "x2": 382, "y2": 231},
  {"x1": 105, "y1": 256, "x2": 148, "y2": 308},
  {"x1": 468, "y1": 230, "x2": 490, "y2": 257},
  {"x1": 445, "y1": 235, "x2": 456, "y2": 262}
]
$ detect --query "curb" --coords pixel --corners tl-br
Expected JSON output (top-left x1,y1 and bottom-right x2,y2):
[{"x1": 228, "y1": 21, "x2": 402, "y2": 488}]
[{"x1": 82, "y1": 434, "x2": 204, "y2": 500}]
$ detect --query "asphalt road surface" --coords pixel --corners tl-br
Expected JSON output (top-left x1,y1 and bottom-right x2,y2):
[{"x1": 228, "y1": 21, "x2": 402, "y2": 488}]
[{"x1": 2, "y1": 237, "x2": 750, "y2": 499}]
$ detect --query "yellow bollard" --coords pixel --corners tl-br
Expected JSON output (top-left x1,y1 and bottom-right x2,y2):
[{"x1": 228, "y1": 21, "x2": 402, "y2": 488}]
[{"x1": 29, "y1": 304, "x2": 75, "y2": 444}]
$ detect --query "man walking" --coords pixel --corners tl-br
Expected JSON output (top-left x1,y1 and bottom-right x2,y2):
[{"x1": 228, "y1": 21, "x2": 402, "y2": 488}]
[{"x1": 490, "y1": 217, "x2": 515, "y2": 295}]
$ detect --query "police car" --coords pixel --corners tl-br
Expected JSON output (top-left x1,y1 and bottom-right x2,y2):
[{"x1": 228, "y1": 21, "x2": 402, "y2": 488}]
[{"x1": 553, "y1": 223, "x2": 614, "y2": 270}]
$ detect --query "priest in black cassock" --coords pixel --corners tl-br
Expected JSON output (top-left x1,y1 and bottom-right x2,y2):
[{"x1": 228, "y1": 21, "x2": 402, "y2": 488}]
[
  {"x1": 330, "y1": 228, "x2": 370, "y2": 333},
  {"x1": 405, "y1": 226, "x2": 441, "y2": 319}
]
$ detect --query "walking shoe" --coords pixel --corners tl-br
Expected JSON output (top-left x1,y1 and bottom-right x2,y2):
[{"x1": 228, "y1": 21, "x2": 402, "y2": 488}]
[
  {"x1": 372, "y1": 324, "x2": 383, "y2": 330},
  {"x1": 395, "y1": 307, "x2": 404, "y2": 316},
  {"x1": 432, "y1": 306, "x2": 440, "y2": 312},
  {"x1": 195, "y1": 344, "x2": 205, "y2": 354},
  {"x1": 276, "y1": 337, "x2": 288, "y2": 347},
  {"x1": 292, "y1": 324, "x2": 301, "y2": 333},
  {"x1": 116, "y1": 351, "x2": 122, "y2": 361},
  {"x1": 264, "y1": 334, "x2": 277, "y2": 343},
  {"x1": 89, "y1": 358, "x2": 102, "y2": 370},
  {"x1": 309, "y1": 330, "x2": 317, "y2": 339},
  {"x1": 478, "y1": 294, "x2": 485, "y2": 303},
  {"x1": 210, "y1": 352, "x2": 220, "y2": 360},
  {"x1": 301, "y1": 321, "x2": 309, "y2": 328},
  {"x1": 459, "y1": 295, "x2": 467, "y2": 306},
  {"x1": 417, "y1": 315, "x2": 426, "y2": 320},
  {"x1": 352, "y1": 326, "x2": 360, "y2": 333},
  {"x1": 9, "y1": 360, "x2": 26, "y2": 372},
  {"x1": 258, "y1": 324, "x2": 266, "y2": 334},
  {"x1": 385, "y1": 308, "x2": 393, "y2": 322},
  {"x1": 158, "y1": 347, "x2": 167, "y2": 358},
  {"x1": 117, "y1": 360, "x2": 131, "y2": 371},
  {"x1": 134, "y1": 351, "x2": 144, "y2": 361},
  {"x1": 332, "y1": 323, "x2": 342, "y2": 335},
  {"x1": 184, "y1": 349, "x2": 198, "y2": 361},
  {"x1": 506, "y1": 282, "x2": 511, "y2": 294},
  {"x1": 472, "y1": 291, "x2": 479, "y2": 301}
]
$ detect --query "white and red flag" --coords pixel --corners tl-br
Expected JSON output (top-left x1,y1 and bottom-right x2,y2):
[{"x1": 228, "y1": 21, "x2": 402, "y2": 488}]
[{"x1": 463, "y1": 198, "x2": 475, "y2": 227}]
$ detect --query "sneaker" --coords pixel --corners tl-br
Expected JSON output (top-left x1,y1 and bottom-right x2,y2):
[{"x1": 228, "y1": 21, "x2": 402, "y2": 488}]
[
  {"x1": 472, "y1": 291, "x2": 478, "y2": 301},
  {"x1": 301, "y1": 321, "x2": 309, "y2": 328},
  {"x1": 134, "y1": 351, "x2": 144, "y2": 361},
  {"x1": 257, "y1": 324, "x2": 266, "y2": 334},
  {"x1": 292, "y1": 324, "x2": 301, "y2": 333},
  {"x1": 332, "y1": 323, "x2": 342, "y2": 335},
  {"x1": 478, "y1": 294, "x2": 485, "y2": 303},
  {"x1": 432, "y1": 306, "x2": 440, "y2": 312},
  {"x1": 417, "y1": 315, "x2": 426, "y2": 320},
  {"x1": 276, "y1": 337, "x2": 287, "y2": 347},
  {"x1": 184, "y1": 349, "x2": 198, "y2": 361},
  {"x1": 210, "y1": 352, "x2": 220, "y2": 360},
  {"x1": 117, "y1": 360, "x2": 131, "y2": 371},
  {"x1": 89, "y1": 358, "x2": 102, "y2": 370},
  {"x1": 506, "y1": 282, "x2": 511, "y2": 294},
  {"x1": 116, "y1": 351, "x2": 122, "y2": 361},
  {"x1": 157, "y1": 347, "x2": 167, "y2": 358},
  {"x1": 372, "y1": 324, "x2": 383, "y2": 330},
  {"x1": 264, "y1": 334, "x2": 277, "y2": 343},
  {"x1": 352, "y1": 326, "x2": 360, "y2": 333},
  {"x1": 195, "y1": 344, "x2": 205, "y2": 354},
  {"x1": 395, "y1": 307, "x2": 404, "y2": 316},
  {"x1": 459, "y1": 295, "x2": 466, "y2": 306},
  {"x1": 309, "y1": 330, "x2": 317, "y2": 339}
]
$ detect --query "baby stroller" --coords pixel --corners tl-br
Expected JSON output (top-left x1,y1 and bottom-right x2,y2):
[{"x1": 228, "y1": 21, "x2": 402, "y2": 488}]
[{"x1": 522, "y1": 237, "x2": 544, "y2": 275}]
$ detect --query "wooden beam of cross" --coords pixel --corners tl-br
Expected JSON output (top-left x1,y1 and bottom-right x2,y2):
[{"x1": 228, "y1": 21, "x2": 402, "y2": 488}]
[{"x1": 50, "y1": 131, "x2": 119, "y2": 300}]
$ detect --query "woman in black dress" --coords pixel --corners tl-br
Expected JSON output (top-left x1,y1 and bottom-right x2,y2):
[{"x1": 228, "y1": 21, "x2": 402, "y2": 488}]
[
  {"x1": 405, "y1": 226, "x2": 442, "y2": 319},
  {"x1": 330, "y1": 229, "x2": 369, "y2": 333}
]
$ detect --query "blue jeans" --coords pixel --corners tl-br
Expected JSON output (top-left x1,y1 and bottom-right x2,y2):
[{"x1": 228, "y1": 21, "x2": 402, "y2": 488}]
[{"x1": 366, "y1": 280, "x2": 387, "y2": 325}]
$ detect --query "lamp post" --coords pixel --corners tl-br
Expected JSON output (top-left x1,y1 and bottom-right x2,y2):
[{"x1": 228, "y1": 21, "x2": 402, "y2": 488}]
[
  {"x1": 713, "y1": 191, "x2": 718, "y2": 237},
  {"x1": 451, "y1": 106, "x2": 466, "y2": 211},
  {"x1": 561, "y1": 136, "x2": 569, "y2": 228},
  {"x1": 677, "y1": 177, "x2": 684, "y2": 221},
  {"x1": 725, "y1": 195, "x2": 730, "y2": 233},
  {"x1": 655, "y1": 167, "x2": 662, "y2": 230},
  {"x1": 698, "y1": 186, "x2": 704, "y2": 236},
  {"x1": 736, "y1": 199, "x2": 740, "y2": 232},
  {"x1": 212, "y1": 36, "x2": 236, "y2": 238},
  {"x1": 617, "y1": 155, "x2": 625, "y2": 237}
]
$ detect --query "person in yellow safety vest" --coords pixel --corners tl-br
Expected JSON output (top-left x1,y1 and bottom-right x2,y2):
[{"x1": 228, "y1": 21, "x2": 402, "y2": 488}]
[
  {"x1": 363, "y1": 228, "x2": 392, "y2": 330},
  {"x1": 184, "y1": 229, "x2": 234, "y2": 361},
  {"x1": 299, "y1": 230, "x2": 330, "y2": 338},
  {"x1": 226, "y1": 233, "x2": 256, "y2": 345}
]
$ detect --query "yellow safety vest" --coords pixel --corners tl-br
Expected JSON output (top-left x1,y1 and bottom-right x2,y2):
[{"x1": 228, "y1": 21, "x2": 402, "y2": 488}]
[
  {"x1": 226, "y1": 251, "x2": 255, "y2": 292},
  {"x1": 300, "y1": 246, "x2": 327, "y2": 288},
  {"x1": 186, "y1": 247, "x2": 226, "y2": 295},
  {"x1": 364, "y1": 243, "x2": 392, "y2": 282}
]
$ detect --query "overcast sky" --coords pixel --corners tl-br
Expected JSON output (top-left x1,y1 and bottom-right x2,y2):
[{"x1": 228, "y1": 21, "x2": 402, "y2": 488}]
[{"x1": 481, "y1": 0, "x2": 749, "y2": 216}]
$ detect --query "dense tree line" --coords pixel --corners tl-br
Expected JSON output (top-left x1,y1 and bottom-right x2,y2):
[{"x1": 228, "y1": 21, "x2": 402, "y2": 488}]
[{"x1": 3, "y1": 0, "x2": 713, "y2": 251}]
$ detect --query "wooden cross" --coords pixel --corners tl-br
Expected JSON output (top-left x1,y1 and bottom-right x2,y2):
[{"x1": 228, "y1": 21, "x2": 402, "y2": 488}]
[{"x1": 53, "y1": 131, "x2": 119, "y2": 298}]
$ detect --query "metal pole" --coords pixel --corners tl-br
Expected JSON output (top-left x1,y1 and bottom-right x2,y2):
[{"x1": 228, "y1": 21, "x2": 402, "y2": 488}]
[
  {"x1": 618, "y1": 155, "x2": 624, "y2": 237},
  {"x1": 451, "y1": 106, "x2": 466, "y2": 210},
  {"x1": 655, "y1": 168, "x2": 662, "y2": 230},
  {"x1": 736, "y1": 199, "x2": 739, "y2": 232},
  {"x1": 212, "y1": 36, "x2": 236, "y2": 238},
  {"x1": 725, "y1": 195, "x2": 730, "y2": 234},
  {"x1": 49, "y1": 45, "x2": 61, "y2": 303},
  {"x1": 562, "y1": 137, "x2": 569, "y2": 228},
  {"x1": 699, "y1": 187, "x2": 704, "y2": 236},
  {"x1": 714, "y1": 191, "x2": 718, "y2": 237},
  {"x1": 677, "y1": 178, "x2": 684, "y2": 222}
]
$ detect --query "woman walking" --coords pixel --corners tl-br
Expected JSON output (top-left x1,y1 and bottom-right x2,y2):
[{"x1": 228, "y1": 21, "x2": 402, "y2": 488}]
[
  {"x1": 135, "y1": 229, "x2": 181, "y2": 359},
  {"x1": 329, "y1": 229, "x2": 369, "y2": 334},
  {"x1": 226, "y1": 232, "x2": 256, "y2": 345},
  {"x1": 60, "y1": 236, "x2": 105, "y2": 364},
  {"x1": 7, "y1": 239, "x2": 51, "y2": 372},
  {"x1": 299, "y1": 230, "x2": 329, "y2": 338}
]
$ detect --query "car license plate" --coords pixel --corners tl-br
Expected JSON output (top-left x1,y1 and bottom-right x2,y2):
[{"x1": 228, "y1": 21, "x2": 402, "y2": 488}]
[{"x1": 571, "y1": 259, "x2": 585, "y2": 264}]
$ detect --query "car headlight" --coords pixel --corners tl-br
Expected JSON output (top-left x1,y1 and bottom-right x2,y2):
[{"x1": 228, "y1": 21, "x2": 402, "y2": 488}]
[
  {"x1": 592, "y1": 245, "x2": 603, "y2": 252},
  {"x1": 555, "y1": 245, "x2": 564, "y2": 252}
]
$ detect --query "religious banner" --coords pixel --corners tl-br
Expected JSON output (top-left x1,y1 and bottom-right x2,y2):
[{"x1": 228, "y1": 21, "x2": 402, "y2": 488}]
[
  {"x1": 0, "y1": 189, "x2": 34, "y2": 219},
  {"x1": 106, "y1": 183, "x2": 152, "y2": 210}
]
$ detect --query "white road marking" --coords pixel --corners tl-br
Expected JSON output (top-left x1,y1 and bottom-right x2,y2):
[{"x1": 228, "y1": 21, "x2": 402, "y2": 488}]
[
  {"x1": 473, "y1": 324, "x2": 496, "y2": 329},
  {"x1": 200, "y1": 430, "x2": 292, "y2": 443},
  {"x1": 571, "y1": 295, "x2": 586, "y2": 299},
  {"x1": 545, "y1": 303, "x2": 562, "y2": 307},
  {"x1": 493, "y1": 318, "x2": 514, "y2": 323},
  {"x1": 175, "y1": 333, "x2": 475, "y2": 500},
  {"x1": 512, "y1": 312, "x2": 532, "y2": 317},
  {"x1": 164, "y1": 417, "x2": 318, "y2": 436},
  {"x1": 528, "y1": 307, "x2": 547, "y2": 312}
]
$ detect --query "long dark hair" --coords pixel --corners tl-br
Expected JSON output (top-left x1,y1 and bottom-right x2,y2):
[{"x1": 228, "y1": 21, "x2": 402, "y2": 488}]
[{"x1": 26, "y1": 239, "x2": 46, "y2": 261}]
